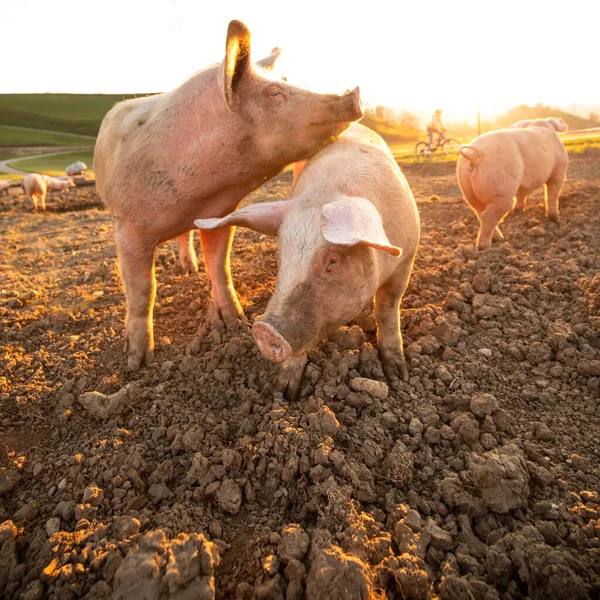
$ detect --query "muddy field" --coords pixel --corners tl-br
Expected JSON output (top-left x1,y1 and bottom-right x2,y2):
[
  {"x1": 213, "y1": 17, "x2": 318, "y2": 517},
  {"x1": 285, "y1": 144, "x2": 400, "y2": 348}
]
[{"x1": 1, "y1": 150, "x2": 599, "y2": 599}]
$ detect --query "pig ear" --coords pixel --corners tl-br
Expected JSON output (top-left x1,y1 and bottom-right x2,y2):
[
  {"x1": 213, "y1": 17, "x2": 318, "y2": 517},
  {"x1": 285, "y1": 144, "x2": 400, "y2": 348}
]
[
  {"x1": 510, "y1": 120, "x2": 532, "y2": 129},
  {"x1": 194, "y1": 201, "x2": 289, "y2": 236},
  {"x1": 547, "y1": 117, "x2": 568, "y2": 133},
  {"x1": 256, "y1": 47, "x2": 282, "y2": 72},
  {"x1": 223, "y1": 20, "x2": 252, "y2": 110},
  {"x1": 321, "y1": 197, "x2": 402, "y2": 257}
]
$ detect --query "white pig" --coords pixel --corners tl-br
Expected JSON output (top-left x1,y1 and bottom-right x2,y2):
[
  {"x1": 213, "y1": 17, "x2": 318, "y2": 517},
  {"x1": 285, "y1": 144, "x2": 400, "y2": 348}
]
[
  {"x1": 94, "y1": 20, "x2": 363, "y2": 370},
  {"x1": 0, "y1": 180, "x2": 11, "y2": 196},
  {"x1": 457, "y1": 117, "x2": 569, "y2": 249},
  {"x1": 195, "y1": 123, "x2": 420, "y2": 400},
  {"x1": 23, "y1": 174, "x2": 75, "y2": 210}
]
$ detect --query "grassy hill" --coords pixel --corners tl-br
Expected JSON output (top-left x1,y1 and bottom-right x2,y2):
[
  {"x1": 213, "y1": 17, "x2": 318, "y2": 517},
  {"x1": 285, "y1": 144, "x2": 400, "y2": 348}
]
[
  {"x1": 0, "y1": 125, "x2": 94, "y2": 148},
  {"x1": 360, "y1": 113, "x2": 421, "y2": 144},
  {"x1": 0, "y1": 94, "x2": 154, "y2": 137},
  {"x1": 495, "y1": 104, "x2": 597, "y2": 131}
]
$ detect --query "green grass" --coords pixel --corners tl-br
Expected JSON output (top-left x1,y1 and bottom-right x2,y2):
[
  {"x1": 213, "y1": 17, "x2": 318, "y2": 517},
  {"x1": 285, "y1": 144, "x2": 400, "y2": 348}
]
[
  {"x1": 7, "y1": 151, "x2": 95, "y2": 176},
  {"x1": 0, "y1": 125, "x2": 95, "y2": 148},
  {"x1": 0, "y1": 93, "x2": 154, "y2": 137},
  {"x1": 0, "y1": 173, "x2": 24, "y2": 182}
]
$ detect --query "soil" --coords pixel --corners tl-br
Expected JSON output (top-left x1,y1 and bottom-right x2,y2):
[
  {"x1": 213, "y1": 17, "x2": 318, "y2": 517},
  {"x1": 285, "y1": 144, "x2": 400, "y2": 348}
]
[{"x1": 1, "y1": 150, "x2": 599, "y2": 600}]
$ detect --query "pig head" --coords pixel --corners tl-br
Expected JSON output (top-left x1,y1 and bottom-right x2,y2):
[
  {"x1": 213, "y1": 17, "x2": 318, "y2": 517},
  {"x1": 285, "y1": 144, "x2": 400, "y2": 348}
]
[{"x1": 195, "y1": 195, "x2": 401, "y2": 363}]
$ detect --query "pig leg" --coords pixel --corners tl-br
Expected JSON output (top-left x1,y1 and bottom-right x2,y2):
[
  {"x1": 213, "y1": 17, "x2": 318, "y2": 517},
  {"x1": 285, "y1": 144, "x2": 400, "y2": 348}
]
[
  {"x1": 31, "y1": 194, "x2": 39, "y2": 211},
  {"x1": 200, "y1": 226, "x2": 244, "y2": 328},
  {"x1": 114, "y1": 222, "x2": 157, "y2": 370},
  {"x1": 277, "y1": 353, "x2": 309, "y2": 402},
  {"x1": 545, "y1": 175, "x2": 565, "y2": 222},
  {"x1": 476, "y1": 198, "x2": 512, "y2": 250},
  {"x1": 177, "y1": 231, "x2": 198, "y2": 273},
  {"x1": 513, "y1": 192, "x2": 527, "y2": 212},
  {"x1": 375, "y1": 257, "x2": 415, "y2": 382}
]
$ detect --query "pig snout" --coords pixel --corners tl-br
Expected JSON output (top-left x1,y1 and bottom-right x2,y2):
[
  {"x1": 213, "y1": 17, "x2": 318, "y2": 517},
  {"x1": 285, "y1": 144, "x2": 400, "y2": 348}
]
[
  {"x1": 343, "y1": 86, "x2": 363, "y2": 121},
  {"x1": 252, "y1": 321, "x2": 292, "y2": 363}
]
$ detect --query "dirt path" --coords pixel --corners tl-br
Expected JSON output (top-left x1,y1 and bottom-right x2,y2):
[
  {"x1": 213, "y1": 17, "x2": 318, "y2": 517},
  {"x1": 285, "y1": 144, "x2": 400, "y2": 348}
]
[
  {"x1": 0, "y1": 147, "x2": 94, "y2": 175},
  {"x1": 0, "y1": 151, "x2": 599, "y2": 599}
]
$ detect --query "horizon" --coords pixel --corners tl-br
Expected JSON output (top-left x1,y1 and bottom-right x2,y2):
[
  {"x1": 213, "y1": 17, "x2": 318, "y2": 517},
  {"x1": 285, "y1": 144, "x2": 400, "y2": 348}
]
[{"x1": 2, "y1": 0, "x2": 598, "y2": 125}]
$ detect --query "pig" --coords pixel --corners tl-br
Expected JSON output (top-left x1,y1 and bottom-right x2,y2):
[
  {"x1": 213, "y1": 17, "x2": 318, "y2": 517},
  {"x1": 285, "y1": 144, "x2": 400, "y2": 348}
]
[
  {"x1": 93, "y1": 20, "x2": 363, "y2": 371},
  {"x1": 22, "y1": 174, "x2": 75, "y2": 210},
  {"x1": 457, "y1": 117, "x2": 569, "y2": 250},
  {"x1": 0, "y1": 179, "x2": 11, "y2": 196},
  {"x1": 195, "y1": 123, "x2": 420, "y2": 400}
]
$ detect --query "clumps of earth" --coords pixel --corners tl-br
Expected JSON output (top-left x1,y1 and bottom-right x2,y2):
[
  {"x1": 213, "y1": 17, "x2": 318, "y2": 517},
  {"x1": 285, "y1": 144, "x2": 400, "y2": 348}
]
[{"x1": 1, "y1": 150, "x2": 599, "y2": 598}]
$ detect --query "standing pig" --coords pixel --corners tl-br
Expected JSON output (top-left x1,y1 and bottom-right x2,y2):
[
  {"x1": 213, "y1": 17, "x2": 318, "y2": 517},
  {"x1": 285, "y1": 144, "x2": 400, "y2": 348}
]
[
  {"x1": 23, "y1": 174, "x2": 74, "y2": 210},
  {"x1": 94, "y1": 20, "x2": 363, "y2": 371},
  {"x1": 457, "y1": 117, "x2": 569, "y2": 250},
  {"x1": 0, "y1": 179, "x2": 11, "y2": 196},
  {"x1": 195, "y1": 123, "x2": 420, "y2": 400}
]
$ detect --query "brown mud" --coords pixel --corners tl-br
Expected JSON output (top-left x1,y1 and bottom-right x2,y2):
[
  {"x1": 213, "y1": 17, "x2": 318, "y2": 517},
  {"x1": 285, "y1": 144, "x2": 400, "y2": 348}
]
[{"x1": 0, "y1": 150, "x2": 599, "y2": 599}]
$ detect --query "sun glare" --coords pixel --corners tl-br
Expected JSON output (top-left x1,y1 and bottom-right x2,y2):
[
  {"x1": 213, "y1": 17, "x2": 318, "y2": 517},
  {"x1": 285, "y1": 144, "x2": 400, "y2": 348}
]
[{"x1": 1, "y1": 0, "x2": 598, "y2": 125}]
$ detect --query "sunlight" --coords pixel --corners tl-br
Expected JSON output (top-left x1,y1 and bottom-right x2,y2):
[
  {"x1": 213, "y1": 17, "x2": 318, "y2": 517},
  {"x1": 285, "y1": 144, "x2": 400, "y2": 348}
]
[{"x1": 1, "y1": 0, "x2": 597, "y2": 125}]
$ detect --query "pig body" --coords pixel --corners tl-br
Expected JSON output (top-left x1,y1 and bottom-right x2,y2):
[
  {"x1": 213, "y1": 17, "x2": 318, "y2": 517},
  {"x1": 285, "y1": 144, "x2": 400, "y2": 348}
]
[
  {"x1": 0, "y1": 180, "x2": 11, "y2": 196},
  {"x1": 196, "y1": 123, "x2": 420, "y2": 400},
  {"x1": 23, "y1": 174, "x2": 75, "y2": 210},
  {"x1": 457, "y1": 117, "x2": 568, "y2": 249},
  {"x1": 93, "y1": 20, "x2": 362, "y2": 370}
]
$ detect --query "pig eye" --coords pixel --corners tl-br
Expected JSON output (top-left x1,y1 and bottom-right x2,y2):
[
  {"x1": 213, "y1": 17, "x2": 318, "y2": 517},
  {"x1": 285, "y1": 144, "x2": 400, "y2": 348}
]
[
  {"x1": 270, "y1": 89, "x2": 280, "y2": 97},
  {"x1": 325, "y1": 253, "x2": 343, "y2": 273}
]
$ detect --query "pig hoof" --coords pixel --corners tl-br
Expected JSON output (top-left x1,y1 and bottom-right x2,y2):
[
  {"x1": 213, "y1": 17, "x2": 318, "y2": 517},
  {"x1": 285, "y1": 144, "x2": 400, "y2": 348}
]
[
  {"x1": 206, "y1": 302, "x2": 247, "y2": 331},
  {"x1": 547, "y1": 213, "x2": 560, "y2": 223},
  {"x1": 381, "y1": 352, "x2": 409, "y2": 383},
  {"x1": 180, "y1": 258, "x2": 199, "y2": 274},
  {"x1": 276, "y1": 355, "x2": 308, "y2": 402},
  {"x1": 127, "y1": 349, "x2": 154, "y2": 371}
]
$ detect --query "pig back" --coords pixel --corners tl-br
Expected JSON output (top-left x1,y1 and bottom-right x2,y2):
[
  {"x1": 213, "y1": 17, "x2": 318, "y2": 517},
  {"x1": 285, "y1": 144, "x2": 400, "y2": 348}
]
[{"x1": 293, "y1": 124, "x2": 420, "y2": 258}]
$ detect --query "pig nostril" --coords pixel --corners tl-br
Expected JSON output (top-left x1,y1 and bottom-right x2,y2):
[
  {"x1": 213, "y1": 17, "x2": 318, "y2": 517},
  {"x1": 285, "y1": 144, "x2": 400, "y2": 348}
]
[{"x1": 270, "y1": 344, "x2": 282, "y2": 361}]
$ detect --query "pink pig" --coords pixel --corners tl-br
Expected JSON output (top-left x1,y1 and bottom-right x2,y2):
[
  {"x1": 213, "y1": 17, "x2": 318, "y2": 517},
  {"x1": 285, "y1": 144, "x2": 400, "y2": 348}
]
[
  {"x1": 23, "y1": 174, "x2": 74, "y2": 211},
  {"x1": 195, "y1": 123, "x2": 420, "y2": 400},
  {"x1": 93, "y1": 20, "x2": 363, "y2": 370},
  {"x1": 0, "y1": 180, "x2": 11, "y2": 196},
  {"x1": 457, "y1": 117, "x2": 569, "y2": 249}
]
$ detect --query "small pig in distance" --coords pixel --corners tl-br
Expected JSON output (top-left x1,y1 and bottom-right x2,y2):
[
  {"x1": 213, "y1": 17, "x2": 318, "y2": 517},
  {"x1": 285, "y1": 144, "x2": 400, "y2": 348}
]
[{"x1": 457, "y1": 117, "x2": 569, "y2": 250}]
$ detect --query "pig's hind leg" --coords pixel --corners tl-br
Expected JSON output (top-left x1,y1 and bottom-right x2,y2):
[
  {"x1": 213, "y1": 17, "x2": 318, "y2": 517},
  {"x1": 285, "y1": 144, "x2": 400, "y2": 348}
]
[
  {"x1": 476, "y1": 197, "x2": 512, "y2": 250},
  {"x1": 114, "y1": 222, "x2": 157, "y2": 370},
  {"x1": 177, "y1": 231, "x2": 198, "y2": 273},
  {"x1": 545, "y1": 173, "x2": 566, "y2": 222},
  {"x1": 200, "y1": 226, "x2": 245, "y2": 328},
  {"x1": 513, "y1": 192, "x2": 528, "y2": 212},
  {"x1": 375, "y1": 256, "x2": 415, "y2": 382}
]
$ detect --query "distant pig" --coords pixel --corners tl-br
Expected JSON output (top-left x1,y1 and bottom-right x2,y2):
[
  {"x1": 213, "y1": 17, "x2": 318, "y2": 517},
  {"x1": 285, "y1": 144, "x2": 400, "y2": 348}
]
[
  {"x1": 457, "y1": 117, "x2": 569, "y2": 249},
  {"x1": 0, "y1": 179, "x2": 11, "y2": 196},
  {"x1": 23, "y1": 174, "x2": 75, "y2": 210},
  {"x1": 195, "y1": 123, "x2": 420, "y2": 400},
  {"x1": 94, "y1": 20, "x2": 363, "y2": 370}
]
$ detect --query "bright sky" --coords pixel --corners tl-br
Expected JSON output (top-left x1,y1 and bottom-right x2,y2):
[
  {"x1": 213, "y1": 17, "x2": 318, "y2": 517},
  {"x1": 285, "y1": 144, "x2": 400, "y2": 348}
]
[{"x1": 3, "y1": 0, "x2": 598, "y2": 123}]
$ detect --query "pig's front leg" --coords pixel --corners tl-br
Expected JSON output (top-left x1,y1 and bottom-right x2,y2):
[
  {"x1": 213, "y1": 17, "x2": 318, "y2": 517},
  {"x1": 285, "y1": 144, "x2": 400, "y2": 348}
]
[
  {"x1": 375, "y1": 258, "x2": 414, "y2": 382},
  {"x1": 114, "y1": 221, "x2": 157, "y2": 370},
  {"x1": 276, "y1": 353, "x2": 308, "y2": 402},
  {"x1": 177, "y1": 231, "x2": 198, "y2": 273},
  {"x1": 200, "y1": 226, "x2": 245, "y2": 328}
]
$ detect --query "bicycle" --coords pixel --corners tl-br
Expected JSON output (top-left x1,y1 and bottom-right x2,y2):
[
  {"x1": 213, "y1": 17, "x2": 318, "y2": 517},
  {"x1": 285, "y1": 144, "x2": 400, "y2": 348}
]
[{"x1": 415, "y1": 130, "x2": 460, "y2": 157}]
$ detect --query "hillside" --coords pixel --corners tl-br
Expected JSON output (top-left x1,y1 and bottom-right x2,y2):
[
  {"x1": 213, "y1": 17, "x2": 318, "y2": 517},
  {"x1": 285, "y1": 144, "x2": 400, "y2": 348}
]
[
  {"x1": 0, "y1": 94, "x2": 153, "y2": 136},
  {"x1": 496, "y1": 104, "x2": 597, "y2": 130},
  {"x1": 360, "y1": 113, "x2": 421, "y2": 143}
]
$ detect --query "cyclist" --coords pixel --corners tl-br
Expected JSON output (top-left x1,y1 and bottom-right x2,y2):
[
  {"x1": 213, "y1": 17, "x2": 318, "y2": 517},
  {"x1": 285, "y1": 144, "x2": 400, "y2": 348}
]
[{"x1": 427, "y1": 109, "x2": 446, "y2": 152}]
